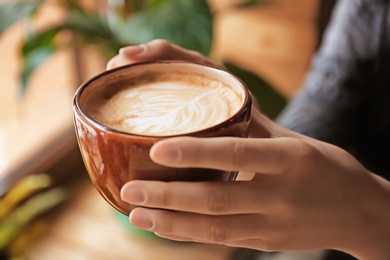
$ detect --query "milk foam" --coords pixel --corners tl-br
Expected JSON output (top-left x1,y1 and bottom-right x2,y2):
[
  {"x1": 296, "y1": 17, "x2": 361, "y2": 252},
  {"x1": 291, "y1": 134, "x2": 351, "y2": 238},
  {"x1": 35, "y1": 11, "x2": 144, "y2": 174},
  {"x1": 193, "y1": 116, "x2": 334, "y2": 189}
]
[{"x1": 90, "y1": 73, "x2": 243, "y2": 136}]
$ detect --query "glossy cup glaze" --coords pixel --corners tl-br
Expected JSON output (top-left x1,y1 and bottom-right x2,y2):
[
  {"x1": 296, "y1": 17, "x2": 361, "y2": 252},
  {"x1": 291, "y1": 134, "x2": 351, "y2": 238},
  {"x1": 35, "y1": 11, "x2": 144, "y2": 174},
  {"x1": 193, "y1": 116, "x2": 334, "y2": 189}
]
[{"x1": 73, "y1": 61, "x2": 252, "y2": 215}]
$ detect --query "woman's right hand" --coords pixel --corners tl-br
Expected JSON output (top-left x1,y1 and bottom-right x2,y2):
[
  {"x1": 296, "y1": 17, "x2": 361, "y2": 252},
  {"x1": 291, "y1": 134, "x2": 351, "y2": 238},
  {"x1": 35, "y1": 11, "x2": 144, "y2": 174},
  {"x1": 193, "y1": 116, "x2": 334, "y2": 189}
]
[{"x1": 106, "y1": 39, "x2": 217, "y2": 70}]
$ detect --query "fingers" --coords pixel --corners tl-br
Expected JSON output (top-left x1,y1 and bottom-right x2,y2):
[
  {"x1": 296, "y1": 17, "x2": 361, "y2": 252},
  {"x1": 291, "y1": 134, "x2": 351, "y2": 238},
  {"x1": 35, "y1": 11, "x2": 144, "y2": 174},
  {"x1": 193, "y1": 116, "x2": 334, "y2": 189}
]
[
  {"x1": 130, "y1": 207, "x2": 291, "y2": 252},
  {"x1": 150, "y1": 137, "x2": 304, "y2": 174},
  {"x1": 121, "y1": 180, "x2": 277, "y2": 215},
  {"x1": 106, "y1": 39, "x2": 214, "y2": 70},
  {"x1": 129, "y1": 208, "x2": 265, "y2": 244}
]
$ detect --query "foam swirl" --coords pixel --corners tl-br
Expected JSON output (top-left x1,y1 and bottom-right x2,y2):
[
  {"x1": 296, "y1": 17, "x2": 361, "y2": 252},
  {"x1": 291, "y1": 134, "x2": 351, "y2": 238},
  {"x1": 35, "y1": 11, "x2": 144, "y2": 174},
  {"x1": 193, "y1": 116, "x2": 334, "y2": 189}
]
[{"x1": 91, "y1": 76, "x2": 242, "y2": 136}]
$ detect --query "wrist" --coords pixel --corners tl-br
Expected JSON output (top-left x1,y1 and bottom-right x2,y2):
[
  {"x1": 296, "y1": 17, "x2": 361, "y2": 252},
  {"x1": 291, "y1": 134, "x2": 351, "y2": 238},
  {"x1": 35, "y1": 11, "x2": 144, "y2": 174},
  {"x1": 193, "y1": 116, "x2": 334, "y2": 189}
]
[{"x1": 339, "y1": 173, "x2": 390, "y2": 259}]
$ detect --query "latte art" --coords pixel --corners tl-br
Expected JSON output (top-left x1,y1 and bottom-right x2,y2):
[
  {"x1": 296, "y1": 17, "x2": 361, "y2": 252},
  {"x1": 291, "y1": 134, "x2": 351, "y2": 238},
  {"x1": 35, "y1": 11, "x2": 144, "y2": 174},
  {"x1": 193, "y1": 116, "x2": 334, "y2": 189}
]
[{"x1": 90, "y1": 72, "x2": 243, "y2": 136}]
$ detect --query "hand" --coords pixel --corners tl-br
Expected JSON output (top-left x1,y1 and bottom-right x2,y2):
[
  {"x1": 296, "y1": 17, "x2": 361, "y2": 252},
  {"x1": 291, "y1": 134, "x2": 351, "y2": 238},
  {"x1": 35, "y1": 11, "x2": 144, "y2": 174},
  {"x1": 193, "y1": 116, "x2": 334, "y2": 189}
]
[
  {"x1": 120, "y1": 108, "x2": 390, "y2": 260},
  {"x1": 106, "y1": 39, "x2": 217, "y2": 70}
]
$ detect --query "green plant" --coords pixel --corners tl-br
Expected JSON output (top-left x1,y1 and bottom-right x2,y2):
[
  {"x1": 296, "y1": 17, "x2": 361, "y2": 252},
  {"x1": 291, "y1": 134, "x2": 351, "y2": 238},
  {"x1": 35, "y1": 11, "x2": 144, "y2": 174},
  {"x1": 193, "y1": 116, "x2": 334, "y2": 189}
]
[
  {"x1": 0, "y1": 0, "x2": 286, "y2": 118},
  {"x1": 0, "y1": 174, "x2": 67, "y2": 258}
]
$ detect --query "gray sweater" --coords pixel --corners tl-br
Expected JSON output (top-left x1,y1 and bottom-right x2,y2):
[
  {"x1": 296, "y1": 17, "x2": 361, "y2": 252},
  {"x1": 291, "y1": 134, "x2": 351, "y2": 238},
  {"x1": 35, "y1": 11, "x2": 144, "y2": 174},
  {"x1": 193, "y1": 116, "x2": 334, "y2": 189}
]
[{"x1": 277, "y1": 0, "x2": 390, "y2": 180}]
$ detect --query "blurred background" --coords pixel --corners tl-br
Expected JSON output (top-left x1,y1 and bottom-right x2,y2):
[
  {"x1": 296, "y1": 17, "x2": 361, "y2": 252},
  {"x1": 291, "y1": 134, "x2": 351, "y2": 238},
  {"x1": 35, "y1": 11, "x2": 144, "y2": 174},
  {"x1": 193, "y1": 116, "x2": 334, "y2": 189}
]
[{"x1": 0, "y1": 0, "x2": 335, "y2": 259}]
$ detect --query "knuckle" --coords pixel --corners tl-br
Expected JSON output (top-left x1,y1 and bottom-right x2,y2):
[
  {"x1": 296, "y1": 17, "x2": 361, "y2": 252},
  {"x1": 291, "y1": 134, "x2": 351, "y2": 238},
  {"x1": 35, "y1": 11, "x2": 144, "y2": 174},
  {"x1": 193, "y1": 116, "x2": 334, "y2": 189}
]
[
  {"x1": 206, "y1": 189, "x2": 231, "y2": 214},
  {"x1": 295, "y1": 140, "x2": 320, "y2": 166},
  {"x1": 154, "y1": 210, "x2": 174, "y2": 234},
  {"x1": 283, "y1": 138, "x2": 318, "y2": 171},
  {"x1": 159, "y1": 188, "x2": 173, "y2": 207},
  {"x1": 150, "y1": 39, "x2": 171, "y2": 51},
  {"x1": 296, "y1": 139, "x2": 317, "y2": 157},
  {"x1": 207, "y1": 221, "x2": 228, "y2": 243}
]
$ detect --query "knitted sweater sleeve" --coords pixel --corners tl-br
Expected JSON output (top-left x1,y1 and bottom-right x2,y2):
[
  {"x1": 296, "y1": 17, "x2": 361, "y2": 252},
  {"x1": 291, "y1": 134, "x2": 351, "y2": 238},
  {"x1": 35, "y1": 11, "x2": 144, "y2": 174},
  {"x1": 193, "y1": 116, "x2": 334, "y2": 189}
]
[{"x1": 276, "y1": 0, "x2": 388, "y2": 152}]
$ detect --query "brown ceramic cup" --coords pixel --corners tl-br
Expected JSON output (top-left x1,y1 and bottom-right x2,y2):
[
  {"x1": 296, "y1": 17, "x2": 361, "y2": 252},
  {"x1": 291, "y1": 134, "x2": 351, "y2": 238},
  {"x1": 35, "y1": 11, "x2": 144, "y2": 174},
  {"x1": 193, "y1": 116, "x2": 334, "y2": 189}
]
[{"x1": 72, "y1": 61, "x2": 252, "y2": 215}]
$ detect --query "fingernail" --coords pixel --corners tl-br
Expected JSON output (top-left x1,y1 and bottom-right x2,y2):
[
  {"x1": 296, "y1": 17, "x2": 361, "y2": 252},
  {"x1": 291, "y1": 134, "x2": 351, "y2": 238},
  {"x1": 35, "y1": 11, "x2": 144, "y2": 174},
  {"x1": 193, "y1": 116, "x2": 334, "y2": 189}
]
[
  {"x1": 130, "y1": 209, "x2": 153, "y2": 229},
  {"x1": 119, "y1": 45, "x2": 145, "y2": 56},
  {"x1": 150, "y1": 144, "x2": 180, "y2": 164},
  {"x1": 121, "y1": 184, "x2": 145, "y2": 204}
]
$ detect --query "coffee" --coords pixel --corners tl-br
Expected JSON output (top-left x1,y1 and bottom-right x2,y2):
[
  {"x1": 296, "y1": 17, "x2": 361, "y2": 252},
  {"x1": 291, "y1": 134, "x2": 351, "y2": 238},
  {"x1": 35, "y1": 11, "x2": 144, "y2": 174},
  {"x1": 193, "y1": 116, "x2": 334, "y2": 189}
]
[{"x1": 87, "y1": 72, "x2": 243, "y2": 136}]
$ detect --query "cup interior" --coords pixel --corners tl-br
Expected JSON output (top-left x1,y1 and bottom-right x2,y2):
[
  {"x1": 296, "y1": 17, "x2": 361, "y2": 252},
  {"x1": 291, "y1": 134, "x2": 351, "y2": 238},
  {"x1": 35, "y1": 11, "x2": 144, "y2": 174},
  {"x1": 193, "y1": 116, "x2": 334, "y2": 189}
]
[{"x1": 74, "y1": 61, "x2": 250, "y2": 137}]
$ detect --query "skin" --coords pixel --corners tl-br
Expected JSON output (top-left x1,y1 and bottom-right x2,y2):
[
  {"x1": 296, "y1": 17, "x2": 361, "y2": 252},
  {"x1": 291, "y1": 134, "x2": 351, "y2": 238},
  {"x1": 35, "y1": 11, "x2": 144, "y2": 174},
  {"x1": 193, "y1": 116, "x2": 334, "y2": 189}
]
[{"x1": 108, "y1": 39, "x2": 390, "y2": 260}]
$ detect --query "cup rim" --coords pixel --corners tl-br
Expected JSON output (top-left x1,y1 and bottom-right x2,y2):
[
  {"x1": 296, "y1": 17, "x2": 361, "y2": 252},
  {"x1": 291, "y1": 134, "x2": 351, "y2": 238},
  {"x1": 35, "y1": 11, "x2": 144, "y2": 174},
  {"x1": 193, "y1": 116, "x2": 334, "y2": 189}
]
[{"x1": 73, "y1": 60, "x2": 251, "y2": 138}]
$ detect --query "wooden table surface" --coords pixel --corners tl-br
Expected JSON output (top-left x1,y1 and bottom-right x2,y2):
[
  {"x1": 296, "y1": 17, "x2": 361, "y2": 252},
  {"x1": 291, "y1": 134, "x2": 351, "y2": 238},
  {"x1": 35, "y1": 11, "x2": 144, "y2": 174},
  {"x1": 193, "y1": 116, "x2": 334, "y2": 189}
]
[{"x1": 26, "y1": 179, "x2": 235, "y2": 260}]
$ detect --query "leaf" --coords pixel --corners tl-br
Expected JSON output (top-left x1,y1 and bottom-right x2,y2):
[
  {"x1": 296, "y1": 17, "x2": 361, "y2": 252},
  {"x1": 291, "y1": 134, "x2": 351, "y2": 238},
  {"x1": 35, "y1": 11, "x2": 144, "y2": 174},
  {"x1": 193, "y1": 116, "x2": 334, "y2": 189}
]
[
  {"x1": 224, "y1": 62, "x2": 287, "y2": 119},
  {"x1": 0, "y1": 174, "x2": 51, "y2": 219},
  {"x1": 22, "y1": 26, "x2": 61, "y2": 55},
  {"x1": 234, "y1": 0, "x2": 265, "y2": 8},
  {"x1": 20, "y1": 45, "x2": 56, "y2": 95},
  {"x1": 126, "y1": 0, "x2": 165, "y2": 11},
  {"x1": 119, "y1": 0, "x2": 213, "y2": 56},
  {"x1": 144, "y1": 0, "x2": 165, "y2": 8},
  {"x1": 61, "y1": 0, "x2": 85, "y2": 13},
  {"x1": 61, "y1": 0, "x2": 113, "y2": 40},
  {"x1": 0, "y1": 187, "x2": 67, "y2": 249},
  {"x1": 66, "y1": 12, "x2": 110, "y2": 38},
  {"x1": 19, "y1": 26, "x2": 61, "y2": 96},
  {"x1": 64, "y1": 9, "x2": 122, "y2": 55},
  {"x1": 0, "y1": 0, "x2": 43, "y2": 35}
]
